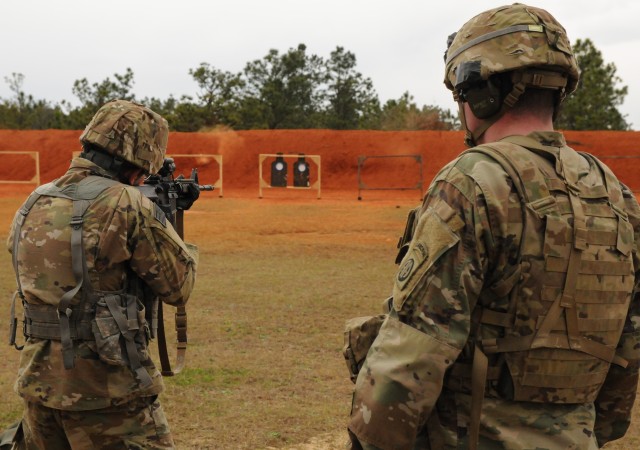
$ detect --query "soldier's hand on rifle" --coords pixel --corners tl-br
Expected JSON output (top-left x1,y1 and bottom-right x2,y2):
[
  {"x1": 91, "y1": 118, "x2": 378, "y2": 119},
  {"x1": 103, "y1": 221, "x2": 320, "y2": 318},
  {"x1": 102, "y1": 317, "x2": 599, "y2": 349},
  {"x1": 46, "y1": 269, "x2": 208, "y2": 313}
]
[{"x1": 176, "y1": 178, "x2": 200, "y2": 210}]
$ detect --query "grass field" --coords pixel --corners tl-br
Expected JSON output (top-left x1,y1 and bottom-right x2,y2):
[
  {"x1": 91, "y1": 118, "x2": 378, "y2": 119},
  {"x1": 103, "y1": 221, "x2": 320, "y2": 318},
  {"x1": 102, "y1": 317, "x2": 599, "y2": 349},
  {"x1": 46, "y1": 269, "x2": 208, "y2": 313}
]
[{"x1": 0, "y1": 192, "x2": 638, "y2": 449}]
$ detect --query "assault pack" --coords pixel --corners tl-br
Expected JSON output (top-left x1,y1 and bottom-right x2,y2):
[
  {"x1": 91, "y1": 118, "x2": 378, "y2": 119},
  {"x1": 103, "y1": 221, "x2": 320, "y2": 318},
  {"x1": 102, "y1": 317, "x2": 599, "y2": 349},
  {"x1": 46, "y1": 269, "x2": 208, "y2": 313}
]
[
  {"x1": 9, "y1": 176, "x2": 156, "y2": 387},
  {"x1": 456, "y1": 136, "x2": 634, "y2": 403}
]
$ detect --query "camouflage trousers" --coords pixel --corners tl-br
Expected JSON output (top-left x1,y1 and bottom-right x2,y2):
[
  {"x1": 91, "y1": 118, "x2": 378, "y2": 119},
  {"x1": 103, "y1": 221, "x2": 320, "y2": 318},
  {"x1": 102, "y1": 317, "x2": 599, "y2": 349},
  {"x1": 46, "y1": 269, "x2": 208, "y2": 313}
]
[{"x1": 19, "y1": 396, "x2": 174, "y2": 450}]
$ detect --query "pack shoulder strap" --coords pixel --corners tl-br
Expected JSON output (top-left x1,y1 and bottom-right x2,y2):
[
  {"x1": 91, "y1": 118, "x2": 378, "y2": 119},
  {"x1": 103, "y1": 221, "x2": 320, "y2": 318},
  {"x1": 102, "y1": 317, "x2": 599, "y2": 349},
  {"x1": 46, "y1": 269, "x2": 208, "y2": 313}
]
[
  {"x1": 460, "y1": 140, "x2": 558, "y2": 450},
  {"x1": 460, "y1": 143, "x2": 540, "y2": 450},
  {"x1": 9, "y1": 184, "x2": 52, "y2": 349}
]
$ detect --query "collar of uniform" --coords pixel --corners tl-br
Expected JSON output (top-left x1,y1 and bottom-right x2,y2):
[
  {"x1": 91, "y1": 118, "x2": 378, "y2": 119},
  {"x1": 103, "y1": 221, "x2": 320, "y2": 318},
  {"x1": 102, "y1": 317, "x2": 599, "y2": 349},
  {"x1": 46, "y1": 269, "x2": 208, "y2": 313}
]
[
  {"x1": 499, "y1": 131, "x2": 565, "y2": 153},
  {"x1": 511, "y1": 131, "x2": 590, "y2": 182},
  {"x1": 499, "y1": 133, "x2": 561, "y2": 162},
  {"x1": 526, "y1": 131, "x2": 566, "y2": 148},
  {"x1": 69, "y1": 157, "x2": 116, "y2": 179},
  {"x1": 527, "y1": 131, "x2": 591, "y2": 181}
]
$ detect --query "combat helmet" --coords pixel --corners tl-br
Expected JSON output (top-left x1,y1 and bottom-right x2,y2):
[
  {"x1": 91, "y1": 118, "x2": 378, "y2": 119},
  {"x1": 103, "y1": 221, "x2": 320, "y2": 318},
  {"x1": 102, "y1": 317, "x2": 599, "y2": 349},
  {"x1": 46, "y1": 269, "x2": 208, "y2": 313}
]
[
  {"x1": 79, "y1": 99, "x2": 168, "y2": 175},
  {"x1": 444, "y1": 3, "x2": 580, "y2": 146}
]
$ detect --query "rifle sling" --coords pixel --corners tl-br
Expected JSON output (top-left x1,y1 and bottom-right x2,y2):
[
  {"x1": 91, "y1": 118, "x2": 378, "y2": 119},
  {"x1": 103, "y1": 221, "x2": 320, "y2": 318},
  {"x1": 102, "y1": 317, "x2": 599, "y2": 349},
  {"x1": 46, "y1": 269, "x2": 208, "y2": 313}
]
[
  {"x1": 157, "y1": 209, "x2": 188, "y2": 376},
  {"x1": 157, "y1": 302, "x2": 187, "y2": 376}
]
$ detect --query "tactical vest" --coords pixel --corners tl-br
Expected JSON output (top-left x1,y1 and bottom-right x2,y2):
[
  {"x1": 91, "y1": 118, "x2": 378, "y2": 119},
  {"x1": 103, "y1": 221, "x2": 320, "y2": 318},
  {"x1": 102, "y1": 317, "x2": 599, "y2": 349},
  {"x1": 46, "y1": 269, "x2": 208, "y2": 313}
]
[
  {"x1": 9, "y1": 175, "x2": 155, "y2": 388},
  {"x1": 446, "y1": 136, "x2": 635, "y2": 405}
]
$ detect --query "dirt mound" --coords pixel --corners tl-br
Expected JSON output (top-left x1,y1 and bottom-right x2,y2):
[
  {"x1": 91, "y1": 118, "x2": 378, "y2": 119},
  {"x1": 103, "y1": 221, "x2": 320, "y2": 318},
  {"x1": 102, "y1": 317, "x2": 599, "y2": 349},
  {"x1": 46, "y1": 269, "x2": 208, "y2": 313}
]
[{"x1": 0, "y1": 129, "x2": 639, "y2": 197}]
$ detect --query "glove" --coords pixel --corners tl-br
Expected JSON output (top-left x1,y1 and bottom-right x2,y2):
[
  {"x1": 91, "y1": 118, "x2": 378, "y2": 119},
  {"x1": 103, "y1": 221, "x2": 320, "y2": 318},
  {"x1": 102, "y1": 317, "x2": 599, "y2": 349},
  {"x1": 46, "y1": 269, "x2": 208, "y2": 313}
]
[{"x1": 176, "y1": 182, "x2": 200, "y2": 210}]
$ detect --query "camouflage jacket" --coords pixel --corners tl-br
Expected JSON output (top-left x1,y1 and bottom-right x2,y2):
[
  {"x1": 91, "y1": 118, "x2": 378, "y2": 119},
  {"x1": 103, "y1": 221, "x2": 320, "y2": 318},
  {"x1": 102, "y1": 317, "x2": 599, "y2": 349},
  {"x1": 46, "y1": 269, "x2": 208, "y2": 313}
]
[
  {"x1": 348, "y1": 132, "x2": 640, "y2": 450},
  {"x1": 7, "y1": 157, "x2": 197, "y2": 411}
]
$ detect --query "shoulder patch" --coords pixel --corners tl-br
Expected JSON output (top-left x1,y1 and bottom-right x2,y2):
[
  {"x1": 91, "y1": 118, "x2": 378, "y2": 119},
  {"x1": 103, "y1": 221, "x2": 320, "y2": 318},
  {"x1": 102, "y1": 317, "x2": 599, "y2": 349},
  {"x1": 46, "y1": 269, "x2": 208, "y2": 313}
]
[{"x1": 393, "y1": 203, "x2": 462, "y2": 311}]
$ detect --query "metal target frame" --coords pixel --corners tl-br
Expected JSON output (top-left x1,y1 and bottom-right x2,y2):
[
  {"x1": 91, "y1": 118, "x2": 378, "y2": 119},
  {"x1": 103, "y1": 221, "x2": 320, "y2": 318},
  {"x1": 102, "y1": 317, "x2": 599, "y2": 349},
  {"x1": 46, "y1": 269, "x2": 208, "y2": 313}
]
[
  {"x1": 0, "y1": 151, "x2": 40, "y2": 185},
  {"x1": 170, "y1": 154, "x2": 223, "y2": 198},
  {"x1": 258, "y1": 153, "x2": 321, "y2": 198},
  {"x1": 357, "y1": 154, "x2": 423, "y2": 200}
]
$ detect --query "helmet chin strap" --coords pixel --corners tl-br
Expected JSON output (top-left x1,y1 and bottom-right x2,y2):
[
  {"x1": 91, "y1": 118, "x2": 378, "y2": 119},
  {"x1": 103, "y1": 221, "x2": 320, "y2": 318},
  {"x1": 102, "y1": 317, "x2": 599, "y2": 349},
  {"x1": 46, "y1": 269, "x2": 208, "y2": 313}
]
[{"x1": 458, "y1": 101, "x2": 498, "y2": 147}]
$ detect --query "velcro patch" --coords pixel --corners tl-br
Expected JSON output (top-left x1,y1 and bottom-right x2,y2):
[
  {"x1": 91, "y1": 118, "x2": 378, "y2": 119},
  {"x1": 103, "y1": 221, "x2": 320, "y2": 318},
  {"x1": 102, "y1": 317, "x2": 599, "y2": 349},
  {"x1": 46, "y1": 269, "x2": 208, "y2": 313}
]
[{"x1": 153, "y1": 203, "x2": 167, "y2": 227}]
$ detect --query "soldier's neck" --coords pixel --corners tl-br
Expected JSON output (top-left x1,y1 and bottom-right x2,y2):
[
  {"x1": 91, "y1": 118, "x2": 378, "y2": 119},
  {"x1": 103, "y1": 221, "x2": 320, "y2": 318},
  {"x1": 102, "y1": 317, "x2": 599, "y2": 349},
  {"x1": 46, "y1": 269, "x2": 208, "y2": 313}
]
[{"x1": 479, "y1": 112, "x2": 554, "y2": 144}]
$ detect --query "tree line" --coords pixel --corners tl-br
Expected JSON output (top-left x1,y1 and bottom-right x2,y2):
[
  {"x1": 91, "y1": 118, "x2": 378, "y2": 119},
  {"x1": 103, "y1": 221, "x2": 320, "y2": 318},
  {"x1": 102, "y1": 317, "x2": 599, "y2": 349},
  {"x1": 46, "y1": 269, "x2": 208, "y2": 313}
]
[{"x1": 0, "y1": 39, "x2": 629, "y2": 132}]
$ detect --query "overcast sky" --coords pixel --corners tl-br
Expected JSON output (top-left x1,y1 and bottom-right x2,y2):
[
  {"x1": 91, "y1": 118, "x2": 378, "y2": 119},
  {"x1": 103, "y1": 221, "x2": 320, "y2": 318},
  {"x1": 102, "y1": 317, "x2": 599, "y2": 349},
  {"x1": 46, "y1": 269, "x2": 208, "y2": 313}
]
[{"x1": 1, "y1": 0, "x2": 639, "y2": 130}]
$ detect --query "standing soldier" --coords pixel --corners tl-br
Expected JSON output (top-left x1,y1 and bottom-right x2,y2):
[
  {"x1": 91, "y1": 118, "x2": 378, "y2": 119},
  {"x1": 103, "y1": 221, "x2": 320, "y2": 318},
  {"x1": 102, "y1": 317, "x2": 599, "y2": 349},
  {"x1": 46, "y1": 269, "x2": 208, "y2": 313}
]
[
  {"x1": 347, "y1": 4, "x2": 640, "y2": 449},
  {"x1": 7, "y1": 100, "x2": 197, "y2": 449}
]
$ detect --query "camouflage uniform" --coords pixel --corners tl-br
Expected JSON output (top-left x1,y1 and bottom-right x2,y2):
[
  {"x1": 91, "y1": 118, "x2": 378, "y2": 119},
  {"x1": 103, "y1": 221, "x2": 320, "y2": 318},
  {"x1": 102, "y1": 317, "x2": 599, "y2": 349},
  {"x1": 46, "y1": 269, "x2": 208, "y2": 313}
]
[
  {"x1": 348, "y1": 131, "x2": 640, "y2": 449},
  {"x1": 21, "y1": 397, "x2": 173, "y2": 450},
  {"x1": 7, "y1": 103, "x2": 197, "y2": 448}
]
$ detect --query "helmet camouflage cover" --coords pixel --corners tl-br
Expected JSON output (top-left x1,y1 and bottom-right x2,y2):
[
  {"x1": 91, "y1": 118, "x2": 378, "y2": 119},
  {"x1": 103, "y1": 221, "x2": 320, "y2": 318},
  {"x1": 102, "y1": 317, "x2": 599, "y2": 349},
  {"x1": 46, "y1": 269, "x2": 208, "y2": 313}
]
[
  {"x1": 79, "y1": 99, "x2": 168, "y2": 174},
  {"x1": 444, "y1": 3, "x2": 580, "y2": 100}
]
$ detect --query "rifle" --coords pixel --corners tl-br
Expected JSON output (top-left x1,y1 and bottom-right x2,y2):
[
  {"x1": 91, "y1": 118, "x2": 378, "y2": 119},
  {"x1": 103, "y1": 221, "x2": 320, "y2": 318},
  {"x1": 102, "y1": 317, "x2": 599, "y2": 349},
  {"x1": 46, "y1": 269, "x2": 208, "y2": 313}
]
[{"x1": 137, "y1": 157, "x2": 213, "y2": 376}]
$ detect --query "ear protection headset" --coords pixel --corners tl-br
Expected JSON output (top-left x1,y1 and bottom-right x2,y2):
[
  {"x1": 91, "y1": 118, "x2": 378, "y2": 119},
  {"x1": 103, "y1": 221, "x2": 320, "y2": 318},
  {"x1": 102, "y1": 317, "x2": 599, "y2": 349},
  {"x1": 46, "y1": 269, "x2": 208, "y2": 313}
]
[
  {"x1": 454, "y1": 60, "x2": 509, "y2": 119},
  {"x1": 461, "y1": 79, "x2": 503, "y2": 119}
]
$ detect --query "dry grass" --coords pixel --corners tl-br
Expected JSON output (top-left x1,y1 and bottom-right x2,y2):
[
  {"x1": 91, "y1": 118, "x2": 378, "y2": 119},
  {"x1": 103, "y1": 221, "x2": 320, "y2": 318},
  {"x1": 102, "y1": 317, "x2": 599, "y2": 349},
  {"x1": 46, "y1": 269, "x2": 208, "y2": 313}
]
[
  {"x1": 0, "y1": 192, "x2": 638, "y2": 449},
  {"x1": 0, "y1": 192, "x2": 410, "y2": 449}
]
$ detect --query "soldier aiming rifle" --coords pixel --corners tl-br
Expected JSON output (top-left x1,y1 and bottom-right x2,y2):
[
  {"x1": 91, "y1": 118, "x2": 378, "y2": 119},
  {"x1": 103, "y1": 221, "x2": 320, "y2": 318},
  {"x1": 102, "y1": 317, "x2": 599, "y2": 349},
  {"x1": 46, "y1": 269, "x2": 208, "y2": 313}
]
[{"x1": 4, "y1": 99, "x2": 201, "y2": 449}]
